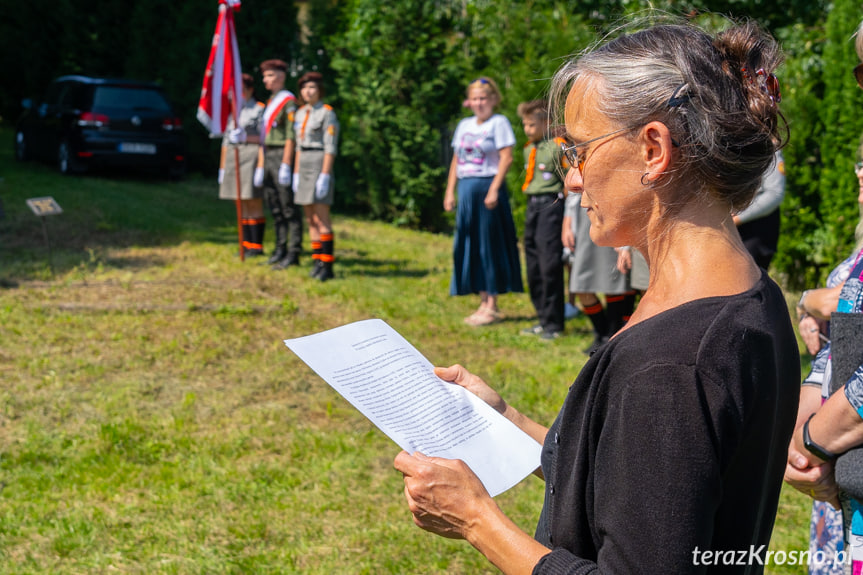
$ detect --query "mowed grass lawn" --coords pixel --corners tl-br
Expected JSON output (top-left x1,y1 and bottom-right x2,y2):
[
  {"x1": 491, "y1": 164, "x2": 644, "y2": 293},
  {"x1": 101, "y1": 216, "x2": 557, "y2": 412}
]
[{"x1": 0, "y1": 128, "x2": 812, "y2": 574}]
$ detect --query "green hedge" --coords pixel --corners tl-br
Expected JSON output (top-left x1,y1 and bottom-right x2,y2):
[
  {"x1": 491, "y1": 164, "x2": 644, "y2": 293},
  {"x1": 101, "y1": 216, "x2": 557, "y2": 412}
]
[{"x1": 6, "y1": 0, "x2": 863, "y2": 286}]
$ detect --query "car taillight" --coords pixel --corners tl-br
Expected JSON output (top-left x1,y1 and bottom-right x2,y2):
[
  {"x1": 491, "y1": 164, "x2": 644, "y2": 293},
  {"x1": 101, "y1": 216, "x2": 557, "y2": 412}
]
[
  {"x1": 78, "y1": 112, "x2": 109, "y2": 128},
  {"x1": 162, "y1": 117, "x2": 183, "y2": 131}
]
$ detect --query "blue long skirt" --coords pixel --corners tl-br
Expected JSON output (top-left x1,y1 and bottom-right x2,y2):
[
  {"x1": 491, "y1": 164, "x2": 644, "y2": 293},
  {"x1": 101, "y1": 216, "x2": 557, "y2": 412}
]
[{"x1": 450, "y1": 177, "x2": 524, "y2": 296}]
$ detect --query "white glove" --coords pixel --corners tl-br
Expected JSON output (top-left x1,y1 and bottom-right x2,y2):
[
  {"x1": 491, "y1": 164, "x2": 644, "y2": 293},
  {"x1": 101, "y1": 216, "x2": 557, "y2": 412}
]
[
  {"x1": 228, "y1": 128, "x2": 247, "y2": 144},
  {"x1": 253, "y1": 167, "x2": 264, "y2": 188},
  {"x1": 315, "y1": 173, "x2": 331, "y2": 200},
  {"x1": 292, "y1": 172, "x2": 300, "y2": 192},
  {"x1": 218, "y1": 168, "x2": 225, "y2": 184},
  {"x1": 278, "y1": 163, "x2": 292, "y2": 185}
]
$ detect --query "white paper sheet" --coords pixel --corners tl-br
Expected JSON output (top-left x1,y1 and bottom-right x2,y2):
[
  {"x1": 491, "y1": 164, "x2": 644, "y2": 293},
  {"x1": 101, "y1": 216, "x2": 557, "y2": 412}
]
[{"x1": 285, "y1": 318, "x2": 542, "y2": 497}]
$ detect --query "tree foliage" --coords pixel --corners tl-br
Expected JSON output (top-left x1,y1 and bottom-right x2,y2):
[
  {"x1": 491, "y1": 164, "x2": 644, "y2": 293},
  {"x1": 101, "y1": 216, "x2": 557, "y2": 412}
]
[{"x1": 1, "y1": 0, "x2": 861, "y2": 283}]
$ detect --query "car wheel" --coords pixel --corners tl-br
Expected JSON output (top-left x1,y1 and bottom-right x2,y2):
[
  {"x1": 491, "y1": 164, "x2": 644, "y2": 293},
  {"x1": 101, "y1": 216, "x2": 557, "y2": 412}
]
[
  {"x1": 15, "y1": 131, "x2": 28, "y2": 161},
  {"x1": 57, "y1": 141, "x2": 83, "y2": 175}
]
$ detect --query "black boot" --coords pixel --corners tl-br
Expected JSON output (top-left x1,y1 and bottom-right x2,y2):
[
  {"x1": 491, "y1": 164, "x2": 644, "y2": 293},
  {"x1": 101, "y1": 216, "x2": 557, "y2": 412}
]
[
  {"x1": 246, "y1": 218, "x2": 265, "y2": 257},
  {"x1": 272, "y1": 252, "x2": 300, "y2": 270},
  {"x1": 318, "y1": 233, "x2": 334, "y2": 282},
  {"x1": 240, "y1": 221, "x2": 253, "y2": 256},
  {"x1": 317, "y1": 261, "x2": 334, "y2": 282},
  {"x1": 582, "y1": 300, "x2": 610, "y2": 355},
  {"x1": 309, "y1": 259, "x2": 324, "y2": 278},
  {"x1": 605, "y1": 293, "x2": 628, "y2": 336},
  {"x1": 267, "y1": 245, "x2": 287, "y2": 265}
]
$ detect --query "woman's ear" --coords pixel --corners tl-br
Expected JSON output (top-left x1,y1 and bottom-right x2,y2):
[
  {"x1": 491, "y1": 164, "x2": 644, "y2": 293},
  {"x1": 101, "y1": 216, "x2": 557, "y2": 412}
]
[{"x1": 640, "y1": 121, "x2": 674, "y2": 183}]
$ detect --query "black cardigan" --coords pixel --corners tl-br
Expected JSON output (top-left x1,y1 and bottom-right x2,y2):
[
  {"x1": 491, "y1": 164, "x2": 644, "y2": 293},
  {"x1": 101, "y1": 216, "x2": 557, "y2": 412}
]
[{"x1": 534, "y1": 272, "x2": 799, "y2": 574}]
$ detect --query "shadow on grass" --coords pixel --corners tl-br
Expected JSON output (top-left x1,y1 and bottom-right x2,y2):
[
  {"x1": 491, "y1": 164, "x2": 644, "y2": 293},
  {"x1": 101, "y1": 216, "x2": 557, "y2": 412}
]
[
  {"x1": 0, "y1": 154, "x2": 248, "y2": 280},
  {"x1": 338, "y1": 256, "x2": 431, "y2": 278}
]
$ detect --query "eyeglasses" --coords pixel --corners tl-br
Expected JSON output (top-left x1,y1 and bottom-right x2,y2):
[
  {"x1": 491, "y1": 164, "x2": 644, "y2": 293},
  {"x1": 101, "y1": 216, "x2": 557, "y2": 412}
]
[
  {"x1": 560, "y1": 126, "x2": 638, "y2": 174},
  {"x1": 855, "y1": 161, "x2": 863, "y2": 173},
  {"x1": 854, "y1": 64, "x2": 863, "y2": 90}
]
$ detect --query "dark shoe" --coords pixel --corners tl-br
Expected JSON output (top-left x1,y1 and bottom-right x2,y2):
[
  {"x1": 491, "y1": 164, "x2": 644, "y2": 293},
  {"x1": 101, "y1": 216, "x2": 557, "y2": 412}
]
[
  {"x1": 309, "y1": 260, "x2": 324, "y2": 279},
  {"x1": 245, "y1": 248, "x2": 264, "y2": 257},
  {"x1": 317, "y1": 262, "x2": 334, "y2": 282},
  {"x1": 267, "y1": 246, "x2": 287, "y2": 265},
  {"x1": 272, "y1": 255, "x2": 300, "y2": 270},
  {"x1": 583, "y1": 335, "x2": 609, "y2": 356}
]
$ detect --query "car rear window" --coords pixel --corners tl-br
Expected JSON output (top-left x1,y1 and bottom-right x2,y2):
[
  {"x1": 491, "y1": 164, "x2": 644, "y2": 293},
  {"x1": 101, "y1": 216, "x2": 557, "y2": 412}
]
[{"x1": 92, "y1": 86, "x2": 172, "y2": 113}]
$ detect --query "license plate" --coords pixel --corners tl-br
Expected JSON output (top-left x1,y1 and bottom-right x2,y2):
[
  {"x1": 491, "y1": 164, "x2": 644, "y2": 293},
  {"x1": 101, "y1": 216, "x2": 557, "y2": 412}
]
[{"x1": 118, "y1": 142, "x2": 156, "y2": 155}]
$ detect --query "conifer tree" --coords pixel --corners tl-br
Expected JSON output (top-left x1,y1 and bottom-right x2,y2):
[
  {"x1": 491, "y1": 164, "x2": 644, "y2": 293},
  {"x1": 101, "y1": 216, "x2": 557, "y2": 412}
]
[{"x1": 815, "y1": 0, "x2": 863, "y2": 271}]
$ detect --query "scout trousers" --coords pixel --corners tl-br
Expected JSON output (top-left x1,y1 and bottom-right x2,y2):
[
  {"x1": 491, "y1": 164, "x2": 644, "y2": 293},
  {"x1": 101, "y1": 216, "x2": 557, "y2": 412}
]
[
  {"x1": 262, "y1": 146, "x2": 303, "y2": 258},
  {"x1": 524, "y1": 193, "x2": 565, "y2": 333}
]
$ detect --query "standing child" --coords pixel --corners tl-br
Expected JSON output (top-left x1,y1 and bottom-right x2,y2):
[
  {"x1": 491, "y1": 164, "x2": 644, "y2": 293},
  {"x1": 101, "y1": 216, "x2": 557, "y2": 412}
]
[
  {"x1": 218, "y1": 73, "x2": 266, "y2": 256},
  {"x1": 256, "y1": 59, "x2": 303, "y2": 270},
  {"x1": 293, "y1": 71, "x2": 340, "y2": 282},
  {"x1": 517, "y1": 100, "x2": 566, "y2": 339}
]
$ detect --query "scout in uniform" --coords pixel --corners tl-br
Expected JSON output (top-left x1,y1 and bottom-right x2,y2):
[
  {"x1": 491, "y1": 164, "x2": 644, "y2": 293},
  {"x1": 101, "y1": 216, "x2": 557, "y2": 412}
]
[
  {"x1": 516, "y1": 100, "x2": 566, "y2": 339},
  {"x1": 219, "y1": 73, "x2": 266, "y2": 255},
  {"x1": 293, "y1": 71, "x2": 339, "y2": 281},
  {"x1": 256, "y1": 59, "x2": 303, "y2": 269}
]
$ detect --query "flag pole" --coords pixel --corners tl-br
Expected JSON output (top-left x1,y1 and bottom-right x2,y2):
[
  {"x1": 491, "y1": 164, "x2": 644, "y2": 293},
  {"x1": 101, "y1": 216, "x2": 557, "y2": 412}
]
[
  {"x1": 232, "y1": 97, "x2": 244, "y2": 262},
  {"x1": 198, "y1": 0, "x2": 245, "y2": 262},
  {"x1": 226, "y1": 4, "x2": 244, "y2": 262}
]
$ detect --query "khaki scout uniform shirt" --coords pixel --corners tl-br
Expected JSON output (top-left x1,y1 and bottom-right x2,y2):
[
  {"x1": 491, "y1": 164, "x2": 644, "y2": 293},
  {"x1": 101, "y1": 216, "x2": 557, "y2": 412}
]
[
  {"x1": 295, "y1": 102, "x2": 339, "y2": 154},
  {"x1": 263, "y1": 91, "x2": 296, "y2": 147},
  {"x1": 294, "y1": 102, "x2": 339, "y2": 205},
  {"x1": 522, "y1": 136, "x2": 566, "y2": 195}
]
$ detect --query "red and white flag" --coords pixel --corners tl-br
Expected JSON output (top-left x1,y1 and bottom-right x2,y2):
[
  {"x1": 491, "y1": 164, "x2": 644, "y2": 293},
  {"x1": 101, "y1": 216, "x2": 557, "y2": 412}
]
[{"x1": 197, "y1": 0, "x2": 243, "y2": 136}]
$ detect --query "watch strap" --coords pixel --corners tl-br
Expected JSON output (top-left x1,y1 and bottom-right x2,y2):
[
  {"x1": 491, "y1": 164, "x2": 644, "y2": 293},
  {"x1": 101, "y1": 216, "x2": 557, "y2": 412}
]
[{"x1": 803, "y1": 414, "x2": 837, "y2": 462}]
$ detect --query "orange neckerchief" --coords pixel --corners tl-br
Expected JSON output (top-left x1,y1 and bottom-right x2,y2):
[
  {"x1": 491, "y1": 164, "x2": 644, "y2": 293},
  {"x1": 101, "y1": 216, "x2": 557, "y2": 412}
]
[
  {"x1": 300, "y1": 107, "x2": 311, "y2": 140},
  {"x1": 522, "y1": 144, "x2": 536, "y2": 192}
]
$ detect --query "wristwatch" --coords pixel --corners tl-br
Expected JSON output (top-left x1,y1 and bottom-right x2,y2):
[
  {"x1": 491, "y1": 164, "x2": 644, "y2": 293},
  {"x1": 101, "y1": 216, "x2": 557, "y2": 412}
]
[
  {"x1": 797, "y1": 290, "x2": 811, "y2": 314},
  {"x1": 802, "y1": 414, "x2": 837, "y2": 462}
]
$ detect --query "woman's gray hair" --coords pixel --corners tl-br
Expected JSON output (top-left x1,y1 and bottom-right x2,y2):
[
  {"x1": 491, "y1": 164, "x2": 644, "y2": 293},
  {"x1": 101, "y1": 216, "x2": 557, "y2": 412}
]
[{"x1": 551, "y1": 18, "x2": 786, "y2": 211}]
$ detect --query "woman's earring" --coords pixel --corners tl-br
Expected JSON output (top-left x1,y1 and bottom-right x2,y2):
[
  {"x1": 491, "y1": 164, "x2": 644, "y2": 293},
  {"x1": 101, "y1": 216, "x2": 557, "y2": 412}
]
[{"x1": 641, "y1": 172, "x2": 651, "y2": 186}]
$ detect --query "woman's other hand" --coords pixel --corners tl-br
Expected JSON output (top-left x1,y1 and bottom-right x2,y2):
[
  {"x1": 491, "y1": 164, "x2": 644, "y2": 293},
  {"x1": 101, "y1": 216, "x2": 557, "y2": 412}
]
[
  {"x1": 784, "y1": 448, "x2": 840, "y2": 507},
  {"x1": 444, "y1": 190, "x2": 456, "y2": 212},
  {"x1": 434, "y1": 365, "x2": 506, "y2": 415},
  {"x1": 798, "y1": 315, "x2": 824, "y2": 356},
  {"x1": 616, "y1": 247, "x2": 633, "y2": 275},
  {"x1": 561, "y1": 217, "x2": 575, "y2": 251},
  {"x1": 484, "y1": 189, "x2": 499, "y2": 210}
]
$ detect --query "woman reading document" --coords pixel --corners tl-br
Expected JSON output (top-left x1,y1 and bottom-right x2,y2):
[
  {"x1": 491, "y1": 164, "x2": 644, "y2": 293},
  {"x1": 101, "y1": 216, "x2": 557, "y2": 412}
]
[{"x1": 394, "y1": 18, "x2": 799, "y2": 574}]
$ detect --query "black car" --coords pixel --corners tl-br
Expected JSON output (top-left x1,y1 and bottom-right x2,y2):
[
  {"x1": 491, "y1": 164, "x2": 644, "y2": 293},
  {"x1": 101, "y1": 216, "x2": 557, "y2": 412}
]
[{"x1": 14, "y1": 75, "x2": 186, "y2": 178}]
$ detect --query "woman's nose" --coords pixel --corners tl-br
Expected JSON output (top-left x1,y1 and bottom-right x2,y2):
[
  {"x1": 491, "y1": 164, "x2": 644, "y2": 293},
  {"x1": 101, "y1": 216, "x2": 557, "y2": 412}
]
[{"x1": 564, "y1": 167, "x2": 582, "y2": 194}]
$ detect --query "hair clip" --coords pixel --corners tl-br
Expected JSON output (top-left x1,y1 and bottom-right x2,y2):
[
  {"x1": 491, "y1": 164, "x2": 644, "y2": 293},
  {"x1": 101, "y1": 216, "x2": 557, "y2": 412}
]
[
  {"x1": 667, "y1": 83, "x2": 691, "y2": 108},
  {"x1": 741, "y1": 67, "x2": 782, "y2": 104},
  {"x1": 472, "y1": 78, "x2": 490, "y2": 85}
]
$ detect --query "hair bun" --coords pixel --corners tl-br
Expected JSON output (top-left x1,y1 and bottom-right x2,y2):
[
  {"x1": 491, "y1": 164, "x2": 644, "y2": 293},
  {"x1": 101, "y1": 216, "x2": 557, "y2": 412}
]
[{"x1": 714, "y1": 22, "x2": 784, "y2": 136}]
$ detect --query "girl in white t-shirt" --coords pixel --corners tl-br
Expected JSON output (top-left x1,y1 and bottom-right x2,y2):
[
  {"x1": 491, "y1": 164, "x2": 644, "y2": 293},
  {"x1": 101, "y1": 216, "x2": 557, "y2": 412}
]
[{"x1": 444, "y1": 77, "x2": 523, "y2": 326}]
